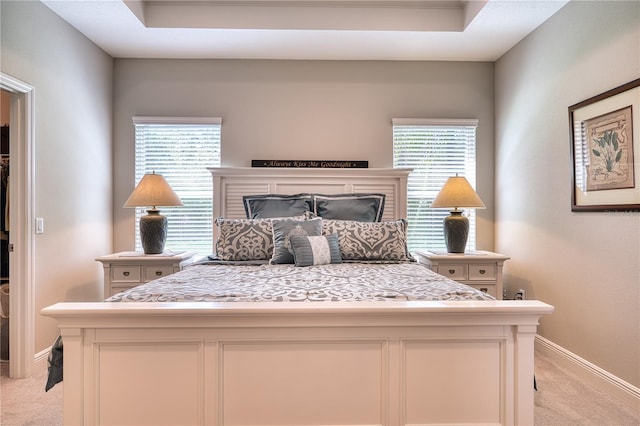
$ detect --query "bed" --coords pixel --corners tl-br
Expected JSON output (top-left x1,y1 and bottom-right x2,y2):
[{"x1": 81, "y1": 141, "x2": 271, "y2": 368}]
[{"x1": 42, "y1": 167, "x2": 553, "y2": 426}]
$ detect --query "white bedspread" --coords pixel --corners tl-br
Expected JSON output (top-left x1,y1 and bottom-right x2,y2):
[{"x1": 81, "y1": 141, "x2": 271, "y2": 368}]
[{"x1": 106, "y1": 261, "x2": 495, "y2": 303}]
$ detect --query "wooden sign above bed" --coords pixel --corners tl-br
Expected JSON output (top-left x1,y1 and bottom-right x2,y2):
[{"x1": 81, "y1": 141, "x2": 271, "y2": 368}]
[{"x1": 252, "y1": 160, "x2": 368, "y2": 168}]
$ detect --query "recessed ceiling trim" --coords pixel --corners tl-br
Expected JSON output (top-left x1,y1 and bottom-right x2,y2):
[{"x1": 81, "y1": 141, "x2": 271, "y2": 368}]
[
  {"x1": 41, "y1": 0, "x2": 569, "y2": 61},
  {"x1": 124, "y1": 0, "x2": 147, "y2": 25},
  {"x1": 144, "y1": 1, "x2": 465, "y2": 9},
  {"x1": 140, "y1": 0, "x2": 470, "y2": 31}
]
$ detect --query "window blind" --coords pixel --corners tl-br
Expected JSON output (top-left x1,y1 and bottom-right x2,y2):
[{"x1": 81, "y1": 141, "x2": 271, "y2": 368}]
[
  {"x1": 392, "y1": 119, "x2": 479, "y2": 253},
  {"x1": 133, "y1": 117, "x2": 221, "y2": 254}
]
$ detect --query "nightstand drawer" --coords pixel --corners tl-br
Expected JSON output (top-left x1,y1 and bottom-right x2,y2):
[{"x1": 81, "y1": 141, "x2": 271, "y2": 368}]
[
  {"x1": 143, "y1": 265, "x2": 175, "y2": 281},
  {"x1": 468, "y1": 283, "x2": 496, "y2": 298},
  {"x1": 109, "y1": 284, "x2": 135, "y2": 297},
  {"x1": 438, "y1": 264, "x2": 468, "y2": 280},
  {"x1": 111, "y1": 266, "x2": 142, "y2": 283},
  {"x1": 468, "y1": 264, "x2": 496, "y2": 281}
]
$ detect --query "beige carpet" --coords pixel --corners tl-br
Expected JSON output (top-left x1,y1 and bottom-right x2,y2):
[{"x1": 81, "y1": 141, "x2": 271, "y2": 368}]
[
  {"x1": 0, "y1": 360, "x2": 63, "y2": 426},
  {"x1": 534, "y1": 350, "x2": 639, "y2": 425},
  {"x1": 1, "y1": 350, "x2": 638, "y2": 425}
]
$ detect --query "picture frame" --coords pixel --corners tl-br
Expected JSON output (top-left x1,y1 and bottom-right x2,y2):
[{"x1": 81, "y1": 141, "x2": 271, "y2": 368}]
[{"x1": 569, "y1": 78, "x2": 640, "y2": 211}]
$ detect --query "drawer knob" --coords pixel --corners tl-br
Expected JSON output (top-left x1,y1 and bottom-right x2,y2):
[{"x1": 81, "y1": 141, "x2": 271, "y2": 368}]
[
  {"x1": 155, "y1": 271, "x2": 162, "y2": 276},
  {"x1": 448, "y1": 269, "x2": 455, "y2": 274},
  {"x1": 479, "y1": 269, "x2": 486, "y2": 274},
  {"x1": 123, "y1": 271, "x2": 130, "y2": 277}
]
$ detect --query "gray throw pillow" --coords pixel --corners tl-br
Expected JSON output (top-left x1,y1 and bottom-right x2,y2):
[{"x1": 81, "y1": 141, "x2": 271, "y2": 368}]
[
  {"x1": 243, "y1": 193, "x2": 313, "y2": 219},
  {"x1": 313, "y1": 193, "x2": 385, "y2": 222},
  {"x1": 270, "y1": 217, "x2": 323, "y2": 264}
]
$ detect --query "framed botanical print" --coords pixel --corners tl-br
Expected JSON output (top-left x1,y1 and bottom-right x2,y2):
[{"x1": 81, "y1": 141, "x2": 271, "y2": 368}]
[{"x1": 569, "y1": 78, "x2": 640, "y2": 211}]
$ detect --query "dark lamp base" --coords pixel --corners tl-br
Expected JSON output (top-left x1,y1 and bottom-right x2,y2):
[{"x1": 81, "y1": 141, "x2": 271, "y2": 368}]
[
  {"x1": 140, "y1": 209, "x2": 168, "y2": 254},
  {"x1": 443, "y1": 210, "x2": 469, "y2": 253}
]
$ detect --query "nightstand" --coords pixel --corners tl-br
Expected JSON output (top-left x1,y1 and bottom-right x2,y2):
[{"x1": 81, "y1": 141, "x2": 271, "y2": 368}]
[
  {"x1": 97, "y1": 251, "x2": 198, "y2": 298},
  {"x1": 414, "y1": 250, "x2": 510, "y2": 299}
]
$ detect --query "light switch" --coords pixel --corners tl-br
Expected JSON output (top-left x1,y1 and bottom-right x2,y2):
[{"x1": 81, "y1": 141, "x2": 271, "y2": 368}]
[{"x1": 36, "y1": 217, "x2": 44, "y2": 234}]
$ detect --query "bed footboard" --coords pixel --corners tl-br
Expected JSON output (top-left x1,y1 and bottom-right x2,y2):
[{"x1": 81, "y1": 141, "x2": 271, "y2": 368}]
[{"x1": 42, "y1": 300, "x2": 553, "y2": 426}]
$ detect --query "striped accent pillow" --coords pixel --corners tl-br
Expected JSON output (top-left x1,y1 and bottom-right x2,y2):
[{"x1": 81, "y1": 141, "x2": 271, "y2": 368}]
[{"x1": 290, "y1": 234, "x2": 342, "y2": 267}]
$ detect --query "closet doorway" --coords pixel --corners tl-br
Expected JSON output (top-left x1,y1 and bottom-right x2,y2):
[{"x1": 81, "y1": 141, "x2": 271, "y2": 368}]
[
  {"x1": 1, "y1": 91, "x2": 9, "y2": 364},
  {"x1": 0, "y1": 73, "x2": 35, "y2": 379}
]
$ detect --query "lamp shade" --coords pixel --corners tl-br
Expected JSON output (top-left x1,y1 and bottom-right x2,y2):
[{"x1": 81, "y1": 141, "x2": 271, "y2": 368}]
[
  {"x1": 123, "y1": 172, "x2": 183, "y2": 209},
  {"x1": 431, "y1": 175, "x2": 485, "y2": 210}
]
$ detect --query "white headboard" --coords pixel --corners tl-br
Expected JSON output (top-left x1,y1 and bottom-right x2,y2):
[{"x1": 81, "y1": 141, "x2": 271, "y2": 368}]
[{"x1": 208, "y1": 167, "x2": 412, "y2": 221}]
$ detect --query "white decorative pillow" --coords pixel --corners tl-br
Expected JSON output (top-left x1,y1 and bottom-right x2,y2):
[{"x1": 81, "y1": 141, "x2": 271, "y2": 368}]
[
  {"x1": 290, "y1": 234, "x2": 342, "y2": 267},
  {"x1": 322, "y1": 219, "x2": 414, "y2": 262},
  {"x1": 270, "y1": 217, "x2": 323, "y2": 264},
  {"x1": 215, "y1": 214, "x2": 308, "y2": 261}
]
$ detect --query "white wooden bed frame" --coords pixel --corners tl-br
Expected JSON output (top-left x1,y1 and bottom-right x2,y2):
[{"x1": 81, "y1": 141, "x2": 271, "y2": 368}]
[{"x1": 42, "y1": 167, "x2": 553, "y2": 426}]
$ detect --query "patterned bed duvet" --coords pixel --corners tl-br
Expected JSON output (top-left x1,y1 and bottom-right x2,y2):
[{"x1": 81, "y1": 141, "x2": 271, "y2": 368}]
[{"x1": 106, "y1": 261, "x2": 495, "y2": 303}]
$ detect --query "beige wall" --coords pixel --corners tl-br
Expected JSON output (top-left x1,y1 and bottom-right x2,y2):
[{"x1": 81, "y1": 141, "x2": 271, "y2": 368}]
[
  {"x1": 1, "y1": 1, "x2": 113, "y2": 353},
  {"x1": 495, "y1": 1, "x2": 640, "y2": 386},
  {"x1": 112, "y1": 59, "x2": 496, "y2": 252}
]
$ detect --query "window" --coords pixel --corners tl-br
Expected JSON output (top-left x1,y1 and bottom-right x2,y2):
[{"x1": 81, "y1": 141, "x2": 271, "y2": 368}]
[
  {"x1": 133, "y1": 117, "x2": 221, "y2": 254},
  {"x1": 393, "y1": 118, "x2": 479, "y2": 253}
]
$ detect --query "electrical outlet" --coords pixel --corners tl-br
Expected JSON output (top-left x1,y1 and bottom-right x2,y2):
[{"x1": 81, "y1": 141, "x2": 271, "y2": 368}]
[{"x1": 514, "y1": 289, "x2": 525, "y2": 300}]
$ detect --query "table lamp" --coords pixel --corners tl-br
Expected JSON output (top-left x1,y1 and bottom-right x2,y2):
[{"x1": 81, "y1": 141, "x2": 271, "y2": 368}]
[
  {"x1": 430, "y1": 175, "x2": 485, "y2": 253},
  {"x1": 123, "y1": 172, "x2": 183, "y2": 254}
]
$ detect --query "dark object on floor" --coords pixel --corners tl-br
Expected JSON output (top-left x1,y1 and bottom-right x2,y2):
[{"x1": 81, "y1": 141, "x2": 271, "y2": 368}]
[{"x1": 45, "y1": 335, "x2": 63, "y2": 391}]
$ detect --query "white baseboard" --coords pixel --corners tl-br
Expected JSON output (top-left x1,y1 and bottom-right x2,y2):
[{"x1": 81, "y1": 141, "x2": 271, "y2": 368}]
[
  {"x1": 34, "y1": 345, "x2": 51, "y2": 370},
  {"x1": 536, "y1": 335, "x2": 640, "y2": 413}
]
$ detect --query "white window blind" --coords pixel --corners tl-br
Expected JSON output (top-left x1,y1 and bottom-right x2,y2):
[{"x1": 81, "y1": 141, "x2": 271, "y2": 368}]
[
  {"x1": 133, "y1": 117, "x2": 221, "y2": 254},
  {"x1": 393, "y1": 118, "x2": 479, "y2": 253}
]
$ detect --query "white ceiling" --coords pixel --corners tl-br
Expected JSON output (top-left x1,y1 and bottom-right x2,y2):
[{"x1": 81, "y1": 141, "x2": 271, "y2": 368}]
[{"x1": 41, "y1": 0, "x2": 569, "y2": 61}]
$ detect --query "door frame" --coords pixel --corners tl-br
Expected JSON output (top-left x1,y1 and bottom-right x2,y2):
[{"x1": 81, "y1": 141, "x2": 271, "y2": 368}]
[{"x1": 1, "y1": 72, "x2": 35, "y2": 378}]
